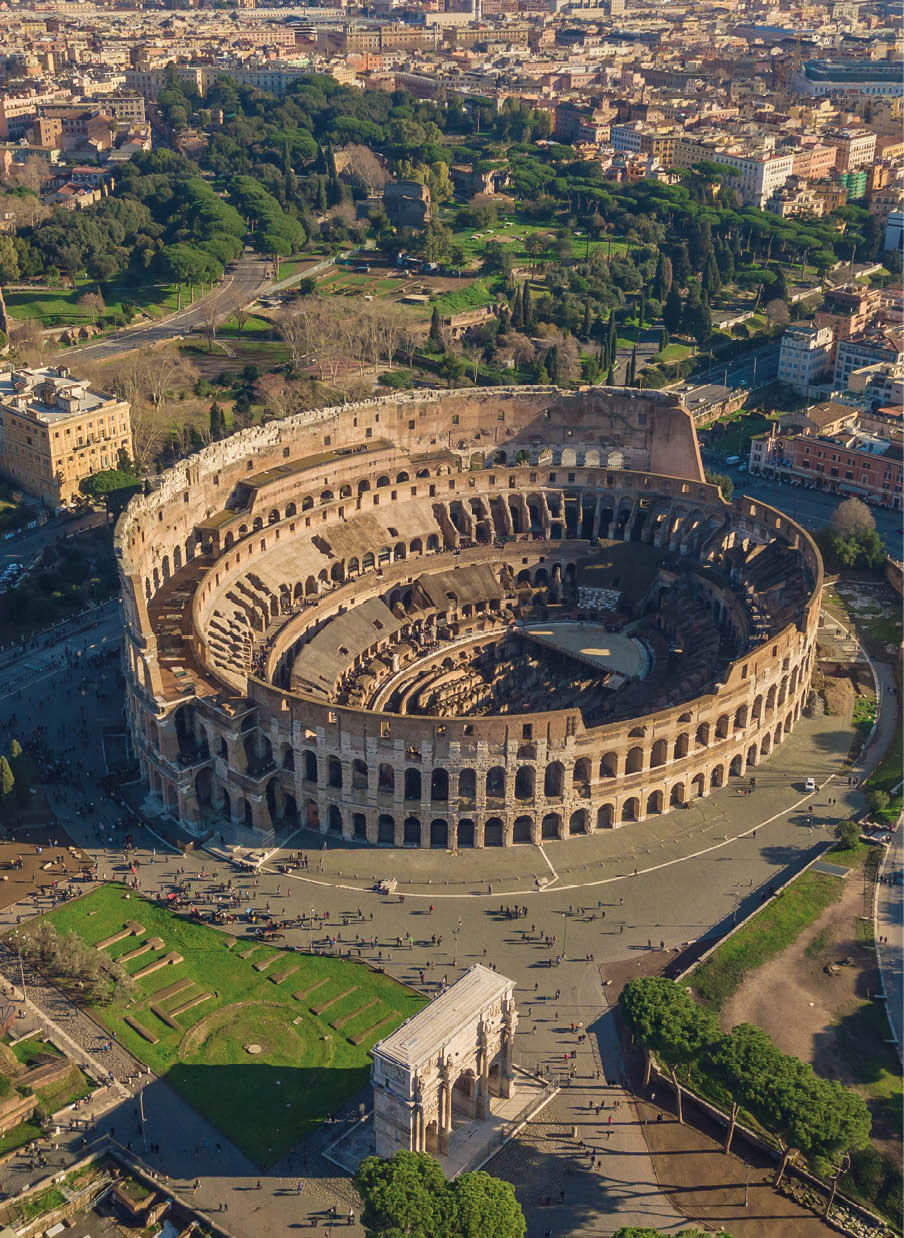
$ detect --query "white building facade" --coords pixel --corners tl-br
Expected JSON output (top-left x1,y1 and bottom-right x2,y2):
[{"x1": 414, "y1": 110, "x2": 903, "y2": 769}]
[{"x1": 778, "y1": 325, "x2": 835, "y2": 392}]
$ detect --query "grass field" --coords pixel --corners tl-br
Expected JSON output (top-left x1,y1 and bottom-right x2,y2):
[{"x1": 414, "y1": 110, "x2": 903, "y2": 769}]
[
  {"x1": 833, "y1": 1001, "x2": 903, "y2": 1140},
  {"x1": 9, "y1": 1036, "x2": 95, "y2": 1114},
  {"x1": 701, "y1": 408, "x2": 782, "y2": 458},
  {"x1": 6, "y1": 278, "x2": 182, "y2": 325},
  {"x1": 690, "y1": 869, "x2": 846, "y2": 1013},
  {"x1": 42, "y1": 887, "x2": 425, "y2": 1165},
  {"x1": 442, "y1": 210, "x2": 629, "y2": 266},
  {"x1": 431, "y1": 279, "x2": 496, "y2": 314}
]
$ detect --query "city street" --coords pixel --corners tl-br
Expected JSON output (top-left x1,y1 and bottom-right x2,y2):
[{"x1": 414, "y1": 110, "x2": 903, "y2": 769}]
[{"x1": 736, "y1": 472, "x2": 901, "y2": 555}]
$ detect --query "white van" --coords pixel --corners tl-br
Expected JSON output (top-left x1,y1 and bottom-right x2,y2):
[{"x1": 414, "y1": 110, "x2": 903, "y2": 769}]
[{"x1": 805, "y1": 777, "x2": 816, "y2": 793}]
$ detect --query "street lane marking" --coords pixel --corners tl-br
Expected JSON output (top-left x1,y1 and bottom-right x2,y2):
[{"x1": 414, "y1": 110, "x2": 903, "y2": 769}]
[
  {"x1": 250, "y1": 775, "x2": 837, "y2": 900},
  {"x1": 537, "y1": 844, "x2": 558, "y2": 884}
]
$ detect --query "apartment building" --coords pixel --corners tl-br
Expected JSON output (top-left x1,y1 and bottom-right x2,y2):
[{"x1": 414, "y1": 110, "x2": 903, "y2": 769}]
[
  {"x1": 0, "y1": 89, "x2": 69, "y2": 139},
  {"x1": 815, "y1": 285, "x2": 883, "y2": 356},
  {"x1": 749, "y1": 417, "x2": 902, "y2": 508},
  {"x1": 790, "y1": 142, "x2": 838, "y2": 180},
  {"x1": 828, "y1": 127, "x2": 877, "y2": 171},
  {"x1": 778, "y1": 325, "x2": 834, "y2": 392},
  {"x1": 0, "y1": 366, "x2": 132, "y2": 508},
  {"x1": 677, "y1": 138, "x2": 795, "y2": 208},
  {"x1": 834, "y1": 329, "x2": 904, "y2": 389}
]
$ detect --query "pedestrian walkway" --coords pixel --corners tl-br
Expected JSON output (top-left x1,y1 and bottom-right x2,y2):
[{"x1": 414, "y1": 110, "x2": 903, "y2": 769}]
[
  {"x1": 876, "y1": 825, "x2": 903, "y2": 1059},
  {"x1": 487, "y1": 963, "x2": 685, "y2": 1236}
]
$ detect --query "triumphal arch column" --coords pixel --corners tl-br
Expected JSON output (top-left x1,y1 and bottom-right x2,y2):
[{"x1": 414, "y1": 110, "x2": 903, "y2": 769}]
[{"x1": 371, "y1": 965, "x2": 517, "y2": 1161}]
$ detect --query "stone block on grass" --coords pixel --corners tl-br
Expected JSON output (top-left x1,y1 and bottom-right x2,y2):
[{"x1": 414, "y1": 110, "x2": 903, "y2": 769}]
[
  {"x1": 125, "y1": 1015, "x2": 159, "y2": 1045},
  {"x1": 169, "y1": 992, "x2": 213, "y2": 1018},
  {"x1": 149, "y1": 1003, "x2": 179, "y2": 1030},
  {"x1": 120, "y1": 936, "x2": 165, "y2": 963},
  {"x1": 312, "y1": 986, "x2": 357, "y2": 1016},
  {"x1": 97, "y1": 921, "x2": 145, "y2": 950},
  {"x1": 330, "y1": 998, "x2": 378, "y2": 1030},
  {"x1": 268, "y1": 965, "x2": 299, "y2": 985},
  {"x1": 348, "y1": 1013, "x2": 397, "y2": 1046},
  {"x1": 148, "y1": 978, "x2": 193, "y2": 1003},
  {"x1": 292, "y1": 978, "x2": 328, "y2": 1002},
  {"x1": 133, "y1": 951, "x2": 183, "y2": 981}
]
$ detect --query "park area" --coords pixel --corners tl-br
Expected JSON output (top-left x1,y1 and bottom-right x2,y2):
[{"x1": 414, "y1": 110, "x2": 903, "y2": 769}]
[
  {"x1": 5, "y1": 277, "x2": 182, "y2": 327},
  {"x1": 689, "y1": 845, "x2": 902, "y2": 1223},
  {"x1": 40, "y1": 886, "x2": 425, "y2": 1166}
]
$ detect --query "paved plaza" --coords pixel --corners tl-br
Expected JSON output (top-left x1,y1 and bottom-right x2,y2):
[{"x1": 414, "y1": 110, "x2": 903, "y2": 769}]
[{"x1": 0, "y1": 605, "x2": 892, "y2": 1236}]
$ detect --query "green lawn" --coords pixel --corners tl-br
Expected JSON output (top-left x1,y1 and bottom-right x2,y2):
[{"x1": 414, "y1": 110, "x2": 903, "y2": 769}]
[
  {"x1": 220, "y1": 314, "x2": 275, "y2": 336},
  {"x1": 701, "y1": 409, "x2": 782, "y2": 458},
  {"x1": 442, "y1": 209, "x2": 629, "y2": 267},
  {"x1": 277, "y1": 258, "x2": 309, "y2": 281},
  {"x1": 833, "y1": 1002, "x2": 903, "y2": 1139},
  {"x1": 431, "y1": 279, "x2": 496, "y2": 314},
  {"x1": 6, "y1": 278, "x2": 181, "y2": 326},
  {"x1": 9, "y1": 1035, "x2": 62, "y2": 1065},
  {"x1": 657, "y1": 342, "x2": 693, "y2": 362},
  {"x1": 0, "y1": 1120, "x2": 41, "y2": 1157},
  {"x1": 39, "y1": 887, "x2": 424, "y2": 1166},
  {"x1": 6, "y1": 1036, "x2": 98, "y2": 1116},
  {"x1": 691, "y1": 870, "x2": 845, "y2": 1013}
]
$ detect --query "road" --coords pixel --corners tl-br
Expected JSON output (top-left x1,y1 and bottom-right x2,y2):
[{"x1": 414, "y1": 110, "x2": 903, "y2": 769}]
[
  {"x1": 877, "y1": 826, "x2": 903, "y2": 1060},
  {"x1": 0, "y1": 510, "x2": 107, "y2": 574},
  {"x1": 729, "y1": 469, "x2": 902, "y2": 556},
  {"x1": 62, "y1": 258, "x2": 272, "y2": 362},
  {"x1": 677, "y1": 342, "x2": 781, "y2": 415}
]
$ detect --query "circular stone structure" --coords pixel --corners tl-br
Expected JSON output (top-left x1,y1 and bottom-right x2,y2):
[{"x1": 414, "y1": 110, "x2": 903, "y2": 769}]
[{"x1": 115, "y1": 385, "x2": 822, "y2": 849}]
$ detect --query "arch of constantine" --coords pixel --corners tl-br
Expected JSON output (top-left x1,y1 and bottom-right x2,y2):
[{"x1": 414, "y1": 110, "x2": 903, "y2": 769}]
[{"x1": 370, "y1": 965, "x2": 517, "y2": 1160}]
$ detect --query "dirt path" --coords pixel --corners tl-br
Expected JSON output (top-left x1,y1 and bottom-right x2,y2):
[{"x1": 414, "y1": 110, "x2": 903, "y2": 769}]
[
  {"x1": 721, "y1": 860, "x2": 901, "y2": 1154},
  {"x1": 721, "y1": 867, "x2": 869, "y2": 1072},
  {"x1": 638, "y1": 1096, "x2": 838, "y2": 1238}
]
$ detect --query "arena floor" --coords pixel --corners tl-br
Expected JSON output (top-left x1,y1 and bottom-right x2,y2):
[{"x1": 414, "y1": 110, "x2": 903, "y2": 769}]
[{"x1": 520, "y1": 622, "x2": 648, "y2": 679}]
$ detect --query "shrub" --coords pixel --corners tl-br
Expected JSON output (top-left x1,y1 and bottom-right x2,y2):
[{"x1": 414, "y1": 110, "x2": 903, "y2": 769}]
[
  {"x1": 867, "y1": 789, "x2": 890, "y2": 816},
  {"x1": 378, "y1": 370, "x2": 413, "y2": 389},
  {"x1": 833, "y1": 820, "x2": 860, "y2": 851}
]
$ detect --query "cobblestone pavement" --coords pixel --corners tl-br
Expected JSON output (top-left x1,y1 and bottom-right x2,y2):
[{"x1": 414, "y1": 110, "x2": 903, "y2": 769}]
[{"x1": 0, "y1": 603, "x2": 888, "y2": 1235}]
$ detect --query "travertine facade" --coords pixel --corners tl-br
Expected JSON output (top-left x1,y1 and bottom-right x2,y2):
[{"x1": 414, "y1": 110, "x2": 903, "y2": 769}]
[
  {"x1": 114, "y1": 386, "x2": 822, "y2": 848},
  {"x1": 371, "y1": 965, "x2": 517, "y2": 1159}
]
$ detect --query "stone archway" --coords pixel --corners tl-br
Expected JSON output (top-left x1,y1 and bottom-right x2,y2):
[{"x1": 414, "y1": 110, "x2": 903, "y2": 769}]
[{"x1": 372, "y1": 968, "x2": 518, "y2": 1161}]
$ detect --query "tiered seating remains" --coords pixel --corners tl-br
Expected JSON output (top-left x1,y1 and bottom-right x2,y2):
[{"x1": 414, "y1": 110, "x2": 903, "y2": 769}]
[{"x1": 743, "y1": 541, "x2": 811, "y2": 633}]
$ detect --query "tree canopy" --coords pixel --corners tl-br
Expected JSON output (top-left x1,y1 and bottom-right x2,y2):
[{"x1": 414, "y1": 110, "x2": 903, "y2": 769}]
[
  {"x1": 621, "y1": 978, "x2": 870, "y2": 1182},
  {"x1": 354, "y1": 1152, "x2": 525, "y2": 1238}
]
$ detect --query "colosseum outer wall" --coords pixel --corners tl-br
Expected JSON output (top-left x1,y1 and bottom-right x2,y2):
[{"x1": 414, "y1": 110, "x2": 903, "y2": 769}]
[{"x1": 116, "y1": 386, "x2": 822, "y2": 847}]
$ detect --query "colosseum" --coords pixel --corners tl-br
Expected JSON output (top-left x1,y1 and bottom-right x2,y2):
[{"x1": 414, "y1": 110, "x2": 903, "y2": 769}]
[{"x1": 115, "y1": 386, "x2": 823, "y2": 850}]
